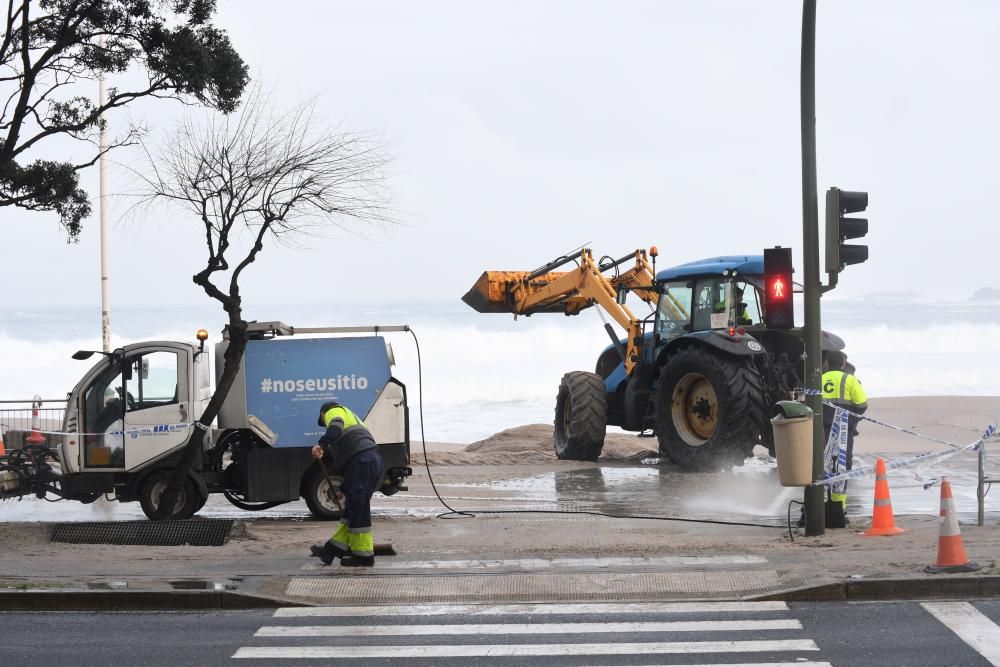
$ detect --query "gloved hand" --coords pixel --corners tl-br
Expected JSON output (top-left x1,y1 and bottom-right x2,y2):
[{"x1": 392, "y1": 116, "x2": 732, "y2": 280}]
[{"x1": 310, "y1": 444, "x2": 324, "y2": 460}]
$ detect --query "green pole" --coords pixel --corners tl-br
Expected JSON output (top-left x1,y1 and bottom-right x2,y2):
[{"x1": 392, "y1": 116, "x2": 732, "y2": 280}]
[{"x1": 800, "y1": 0, "x2": 825, "y2": 536}]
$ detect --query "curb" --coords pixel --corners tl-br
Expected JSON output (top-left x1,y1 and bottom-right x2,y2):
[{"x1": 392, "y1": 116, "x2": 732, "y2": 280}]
[
  {"x1": 6, "y1": 575, "x2": 998, "y2": 611},
  {"x1": 751, "y1": 575, "x2": 1000, "y2": 602},
  {"x1": 0, "y1": 590, "x2": 303, "y2": 612}
]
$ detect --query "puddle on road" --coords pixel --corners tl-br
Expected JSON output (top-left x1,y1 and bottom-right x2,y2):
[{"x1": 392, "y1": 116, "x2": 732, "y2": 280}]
[
  {"x1": 87, "y1": 581, "x2": 128, "y2": 590},
  {"x1": 443, "y1": 460, "x2": 795, "y2": 524},
  {"x1": 2, "y1": 451, "x2": 996, "y2": 524},
  {"x1": 168, "y1": 579, "x2": 237, "y2": 591},
  {"x1": 444, "y1": 452, "x2": 999, "y2": 525}
]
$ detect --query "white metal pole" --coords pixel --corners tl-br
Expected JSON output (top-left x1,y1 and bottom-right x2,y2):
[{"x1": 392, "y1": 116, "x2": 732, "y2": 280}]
[{"x1": 99, "y1": 63, "x2": 110, "y2": 353}]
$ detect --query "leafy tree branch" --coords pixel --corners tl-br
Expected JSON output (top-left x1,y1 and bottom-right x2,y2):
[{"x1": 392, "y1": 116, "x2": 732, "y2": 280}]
[{"x1": 0, "y1": 0, "x2": 248, "y2": 239}]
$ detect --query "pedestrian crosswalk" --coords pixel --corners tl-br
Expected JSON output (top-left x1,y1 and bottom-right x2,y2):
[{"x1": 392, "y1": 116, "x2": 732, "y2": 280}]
[
  {"x1": 232, "y1": 601, "x2": 829, "y2": 664},
  {"x1": 921, "y1": 602, "x2": 1000, "y2": 666},
  {"x1": 255, "y1": 619, "x2": 803, "y2": 637}
]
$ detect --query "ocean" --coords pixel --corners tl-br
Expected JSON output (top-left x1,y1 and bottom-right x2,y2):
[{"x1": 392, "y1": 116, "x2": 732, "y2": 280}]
[{"x1": 2, "y1": 295, "x2": 999, "y2": 443}]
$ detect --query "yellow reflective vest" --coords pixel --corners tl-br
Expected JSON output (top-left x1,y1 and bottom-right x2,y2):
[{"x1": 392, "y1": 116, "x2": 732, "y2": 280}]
[
  {"x1": 822, "y1": 370, "x2": 868, "y2": 410},
  {"x1": 319, "y1": 405, "x2": 376, "y2": 475}
]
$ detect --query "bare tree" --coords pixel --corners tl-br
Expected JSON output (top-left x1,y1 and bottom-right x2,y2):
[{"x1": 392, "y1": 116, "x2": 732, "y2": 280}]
[{"x1": 137, "y1": 89, "x2": 393, "y2": 518}]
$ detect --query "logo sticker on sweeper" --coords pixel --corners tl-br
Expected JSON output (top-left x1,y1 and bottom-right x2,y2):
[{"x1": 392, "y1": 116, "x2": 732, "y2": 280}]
[
  {"x1": 747, "y1": 341, "x2": 763, "y2": 352},
  {"x1": 244, "y1": 336, "x2": 391, "y2": 448}
]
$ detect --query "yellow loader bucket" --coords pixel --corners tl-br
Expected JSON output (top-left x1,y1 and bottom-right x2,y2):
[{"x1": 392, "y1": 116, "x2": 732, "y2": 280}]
[{"x1": 462, "y1": 271, "x2": 567, "y2": 314}]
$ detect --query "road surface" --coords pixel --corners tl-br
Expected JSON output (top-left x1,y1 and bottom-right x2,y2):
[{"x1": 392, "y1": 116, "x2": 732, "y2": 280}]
[{"x1": 3, "y1": 599, "x2": 1000, "y2": 666}]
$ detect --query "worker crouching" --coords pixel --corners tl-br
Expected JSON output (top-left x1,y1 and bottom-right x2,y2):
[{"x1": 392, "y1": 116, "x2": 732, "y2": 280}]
[{"x1": 309, "y1": 401, "x2": 383, "y2": 567}]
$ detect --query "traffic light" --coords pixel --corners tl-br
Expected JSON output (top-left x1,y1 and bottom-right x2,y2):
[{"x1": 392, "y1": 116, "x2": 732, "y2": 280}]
[
  {"x1": 763, "y1": 246, "x2": 794, "y2": 329},
  {"x1": 825, "y1": 187, "x2": 869, "y2": 274}
]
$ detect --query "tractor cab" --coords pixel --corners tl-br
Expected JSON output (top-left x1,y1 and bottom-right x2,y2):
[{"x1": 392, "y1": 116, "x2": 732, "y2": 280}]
[
  {"x1": 653, "y1": 255, "x2": 772, "y2": 342},
  {"x1": 655, "y1": 276, "x2": 768, "y2": 338}
]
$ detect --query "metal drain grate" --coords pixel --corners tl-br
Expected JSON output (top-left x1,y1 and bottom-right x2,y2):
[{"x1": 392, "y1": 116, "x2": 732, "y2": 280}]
[{"x1": 51, "y1": 520, "x2": 234, "y2": 547}]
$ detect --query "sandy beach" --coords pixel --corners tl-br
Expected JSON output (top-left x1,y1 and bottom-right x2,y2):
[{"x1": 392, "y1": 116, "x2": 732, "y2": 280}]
[{"x1": 415, "y1": 396, "x2": 998, "y2": 465}]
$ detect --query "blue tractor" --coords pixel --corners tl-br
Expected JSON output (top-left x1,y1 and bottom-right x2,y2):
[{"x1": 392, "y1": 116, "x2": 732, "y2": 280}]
[{"x1": 464, "y1": 248, "x2": 846, "y2": 470}]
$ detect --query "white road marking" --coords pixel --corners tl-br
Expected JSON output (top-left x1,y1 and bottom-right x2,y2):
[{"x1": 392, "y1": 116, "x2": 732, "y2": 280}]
[
  {"x1": 579, "y1": 664, "x2": 831, "y2": 667},
  {"x1": 922, "y1": 601, "x2": 1000, "y2": 666},
  {"x1": 232, "y1": 639, "x2": 819, "y2": 659},
  {"x1": 256, "y1": 619, "x2": 802, "y2": 637},
  {"x1": 274, "y1": 601, "x2": 789, "y2": 617},
  {"x1": 299, "y1": 554, "x2": 767, "y2": 571}
]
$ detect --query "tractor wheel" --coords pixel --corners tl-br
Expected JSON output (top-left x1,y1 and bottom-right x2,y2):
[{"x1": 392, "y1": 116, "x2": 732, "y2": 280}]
[
  {"x1": 655, "y1": 346, "x2": 766, "y2": 471},
  {"x1": 139, "y1": 470, "x2": 201, "y2": 521},
  {"x1": 553, "y1": 371, "x2": 607, "y2": 462}
]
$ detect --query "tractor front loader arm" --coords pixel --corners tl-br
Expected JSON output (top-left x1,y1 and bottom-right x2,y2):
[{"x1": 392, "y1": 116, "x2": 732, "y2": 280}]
[{"x1": 462, "y1": 248, "x2": 656, "y2": 374}]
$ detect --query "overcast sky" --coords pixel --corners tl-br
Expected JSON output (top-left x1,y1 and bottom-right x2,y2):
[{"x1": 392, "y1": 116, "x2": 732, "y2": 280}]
[{"x1": 5, "y1": 0, "x2": 999, "y2": 310}]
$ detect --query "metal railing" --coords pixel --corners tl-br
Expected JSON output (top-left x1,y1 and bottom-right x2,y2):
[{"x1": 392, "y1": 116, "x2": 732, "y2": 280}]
[{"x1": 0, "y1": 398, "x2": 67, "y2": 448}]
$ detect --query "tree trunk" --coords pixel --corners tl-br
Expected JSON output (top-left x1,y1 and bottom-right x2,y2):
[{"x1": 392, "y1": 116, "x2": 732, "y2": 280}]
[{"x1": 150, "y1": 305, "x2": 248, "y2": 519}]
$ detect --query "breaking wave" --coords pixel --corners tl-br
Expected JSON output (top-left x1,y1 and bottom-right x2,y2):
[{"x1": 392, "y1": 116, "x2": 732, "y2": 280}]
[{"x1": 1, "y1": 299, "x2": 998, "y2": 442}]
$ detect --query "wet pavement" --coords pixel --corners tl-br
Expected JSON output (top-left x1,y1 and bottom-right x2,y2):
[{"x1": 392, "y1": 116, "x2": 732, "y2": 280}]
[{"x1": 2, "y1": 450, "x2": 997, "y2": 525}]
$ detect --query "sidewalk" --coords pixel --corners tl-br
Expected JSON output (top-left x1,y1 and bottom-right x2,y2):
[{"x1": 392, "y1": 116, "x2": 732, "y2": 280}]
[{"x1": 1, "y1": 488, "x2": 998, "y2": 610}]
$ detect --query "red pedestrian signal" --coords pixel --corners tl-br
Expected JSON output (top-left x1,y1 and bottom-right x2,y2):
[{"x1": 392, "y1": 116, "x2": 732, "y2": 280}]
[
  {"x1": 768, "y1": 275, "x2": 790, "y2": 302},
  {"x1": 763, "y1": 247, "x2": 794, "y2": 329}
]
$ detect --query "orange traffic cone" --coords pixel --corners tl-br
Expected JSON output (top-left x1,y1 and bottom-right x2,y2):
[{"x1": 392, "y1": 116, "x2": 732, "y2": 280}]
[
  {"x1": 863, "y1": 457, "x2": 905, "y2": 536},
  {"x1": 926, "y1": 477, "x2": 980, "y2": 573},
  {"x1": 0, "y1": 434, "x2": 5, "y2": 456}
]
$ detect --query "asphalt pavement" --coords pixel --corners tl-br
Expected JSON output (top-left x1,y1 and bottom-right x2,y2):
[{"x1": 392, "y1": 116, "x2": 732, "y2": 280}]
[{"x1": 3, "y1": 599, "x2": 1000, "y2": 666}]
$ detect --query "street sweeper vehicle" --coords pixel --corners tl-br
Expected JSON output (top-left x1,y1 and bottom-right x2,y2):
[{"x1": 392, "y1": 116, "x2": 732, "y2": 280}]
[
  {"x1": 463, "y1": 247, "x2": 847, "y2": 470},
  {"x1": 0, "y1": 322, "x2": 412, "y2": 520}
]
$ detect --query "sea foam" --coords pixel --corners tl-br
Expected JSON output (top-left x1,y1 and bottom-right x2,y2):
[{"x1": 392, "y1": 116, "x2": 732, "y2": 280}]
[{"x1": 1, "y1": 299, "x2": 997, "y2": 442}]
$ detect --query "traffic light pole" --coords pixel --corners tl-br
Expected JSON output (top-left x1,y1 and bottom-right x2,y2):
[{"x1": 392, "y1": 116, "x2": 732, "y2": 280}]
[{"x1": 800, "y1": 0, "x2": 825, "y2": 536}]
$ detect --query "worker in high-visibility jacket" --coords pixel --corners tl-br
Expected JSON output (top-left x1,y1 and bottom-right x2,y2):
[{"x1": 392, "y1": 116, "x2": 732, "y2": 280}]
[
  {"x1": 822, "y1": 350, "x2": 868, "y2": 514},
  {"x1": 309, "y1": 401, "x2": 383, "y2": 567}
]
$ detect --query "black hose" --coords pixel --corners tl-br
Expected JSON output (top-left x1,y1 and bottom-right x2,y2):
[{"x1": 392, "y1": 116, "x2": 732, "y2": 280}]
[
  {"x1": 467, "y1": 508, "x2": 783, "y2": 528},
  {"x1": 408, "y1": 328, "x2": 473, "y2": 519},
  {"x1": 407, "y1": 328, "x2": 781, "y2": 530},
  {"x1": 222, "y1": 489, "x2": 289, "y2": 512}
]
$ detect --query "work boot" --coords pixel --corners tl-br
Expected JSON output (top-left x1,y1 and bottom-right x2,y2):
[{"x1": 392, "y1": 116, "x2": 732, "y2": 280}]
[
  {"x1": 339, "y1": 555, "x2": 375, "y2": 567},
  {"x1": 825, "y1": 500, "x2": 847, "y2": 529},
  {"x1": 309, "y1": 541, "x2": 346, "y2": 566}
]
